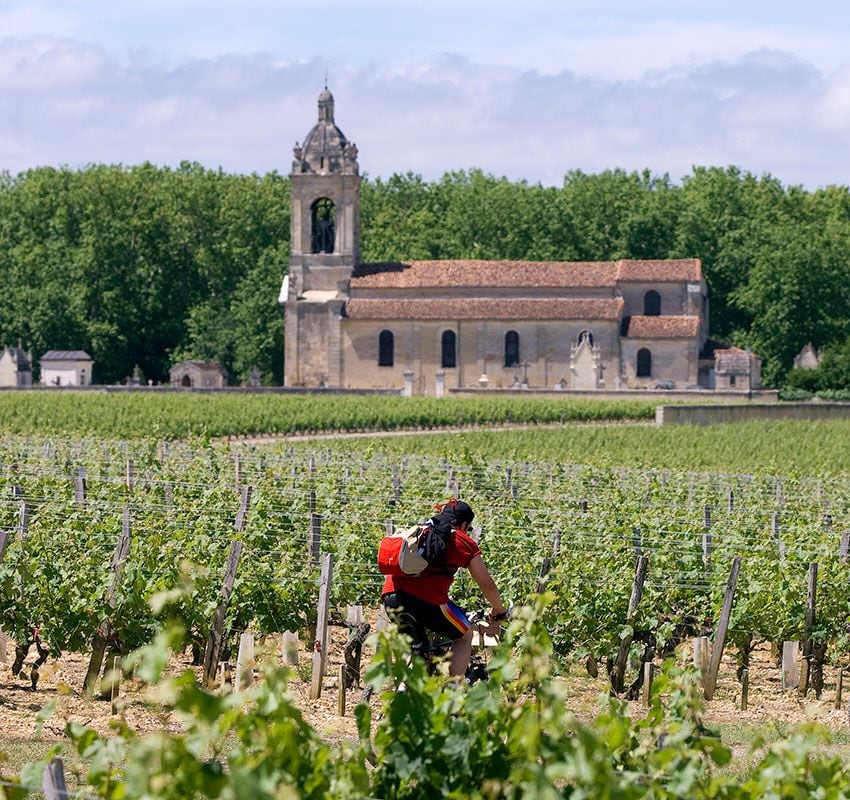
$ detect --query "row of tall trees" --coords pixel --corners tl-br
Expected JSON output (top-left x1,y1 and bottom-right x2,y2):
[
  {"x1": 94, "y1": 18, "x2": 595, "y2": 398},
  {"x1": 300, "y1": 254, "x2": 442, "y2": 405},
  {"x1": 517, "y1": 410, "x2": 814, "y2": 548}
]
[
  {"x1": 1, "y1": 163, "x2": 848, "y2": 386},
  {"x1": 0, "y1": 162, "x2": 289, "y2": 384}
]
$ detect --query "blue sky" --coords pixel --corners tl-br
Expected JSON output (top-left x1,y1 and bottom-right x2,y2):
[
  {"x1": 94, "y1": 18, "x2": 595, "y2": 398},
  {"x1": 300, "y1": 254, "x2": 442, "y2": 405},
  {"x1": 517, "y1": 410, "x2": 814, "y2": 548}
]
[{"x1": 2, "y1": 1, "x2": 850, "y2": 187}]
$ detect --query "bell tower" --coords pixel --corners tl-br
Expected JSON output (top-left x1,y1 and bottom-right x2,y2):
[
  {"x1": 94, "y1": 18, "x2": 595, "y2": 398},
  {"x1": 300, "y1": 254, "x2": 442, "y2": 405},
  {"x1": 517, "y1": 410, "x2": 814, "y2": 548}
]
[{"x1": 283, "y1": 88, "x2": 360, "y2": 387}]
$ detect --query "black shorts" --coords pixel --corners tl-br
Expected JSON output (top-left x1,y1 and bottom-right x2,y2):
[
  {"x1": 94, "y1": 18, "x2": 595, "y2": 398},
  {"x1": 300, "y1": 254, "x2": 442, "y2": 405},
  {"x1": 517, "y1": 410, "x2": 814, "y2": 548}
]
[{"x1": 381, "y1": 590, "x2": 471, "y2": 644}]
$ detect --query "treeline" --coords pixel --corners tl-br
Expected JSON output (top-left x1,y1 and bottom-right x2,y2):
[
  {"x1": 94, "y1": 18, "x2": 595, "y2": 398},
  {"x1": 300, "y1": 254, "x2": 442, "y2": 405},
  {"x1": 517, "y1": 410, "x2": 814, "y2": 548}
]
[
  {"x1": 1, "y1": 163, "x2": 849, "y2": 386},
  {"x1": 0, "y1": 162, "x2": 290, "y2": 385}
]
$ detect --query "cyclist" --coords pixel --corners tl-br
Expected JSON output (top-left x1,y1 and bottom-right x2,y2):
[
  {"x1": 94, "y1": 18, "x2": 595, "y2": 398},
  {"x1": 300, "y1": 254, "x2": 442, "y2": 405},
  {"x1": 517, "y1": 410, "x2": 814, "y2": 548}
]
[{"x1": 381, "y1": 499, "x2": 509, "y2": 678}]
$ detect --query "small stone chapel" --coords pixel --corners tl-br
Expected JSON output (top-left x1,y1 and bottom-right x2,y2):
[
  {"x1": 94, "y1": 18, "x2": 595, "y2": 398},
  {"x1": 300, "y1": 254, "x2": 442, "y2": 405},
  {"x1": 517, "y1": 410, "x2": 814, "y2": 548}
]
[{"x1": 282, "y1": 88, "x2": 720, "y2": 394}]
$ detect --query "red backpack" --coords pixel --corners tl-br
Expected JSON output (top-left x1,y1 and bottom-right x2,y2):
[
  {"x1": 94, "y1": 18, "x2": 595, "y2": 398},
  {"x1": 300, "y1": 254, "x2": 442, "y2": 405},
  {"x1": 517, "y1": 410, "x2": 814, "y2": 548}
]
[{"x1": 378, "y1": 520, "x2": 451, "y2": 577}]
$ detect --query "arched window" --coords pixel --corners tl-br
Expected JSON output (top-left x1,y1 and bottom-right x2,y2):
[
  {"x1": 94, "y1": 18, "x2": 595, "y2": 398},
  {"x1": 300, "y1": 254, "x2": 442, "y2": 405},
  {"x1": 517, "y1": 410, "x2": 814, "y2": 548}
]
[
  {"x1": 644, "y1": 290, "x2": 661, "y2": 316},
  {"x1": 636, "y1": 348, "x2": 652, "y2": 377},
  {"x1": 577, "y1": 330, "x2": 594, "y2": 347},
  {"x1": 441, "y1": 330, "x2": 457, "y2": 369},
  {"x1": 504, "y1": 330, "x2": 520, "y2": 367},
  {"x1": 378, "y1": 330, "x2": 394, "y2": 367},
  {"x1": 311, "y1": 197, "x2": 335, "y2": 253}
]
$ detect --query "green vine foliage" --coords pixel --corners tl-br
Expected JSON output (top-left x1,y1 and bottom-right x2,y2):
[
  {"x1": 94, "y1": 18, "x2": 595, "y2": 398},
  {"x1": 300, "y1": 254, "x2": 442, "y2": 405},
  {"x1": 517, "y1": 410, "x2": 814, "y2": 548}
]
[
  {"x1": 10, "y1": 599, "x2": 850, "y2": 800},
  {"x1": 0, "y1": 436, "x2": 849, "y2": 678}
]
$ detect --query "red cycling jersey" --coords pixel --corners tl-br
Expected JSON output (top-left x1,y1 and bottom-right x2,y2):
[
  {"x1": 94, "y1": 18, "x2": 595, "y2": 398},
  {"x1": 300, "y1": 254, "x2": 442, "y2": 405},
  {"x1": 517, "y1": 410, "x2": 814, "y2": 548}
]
[{"x1": 382, "y1": 527, "x2": 481, "y2": 605}]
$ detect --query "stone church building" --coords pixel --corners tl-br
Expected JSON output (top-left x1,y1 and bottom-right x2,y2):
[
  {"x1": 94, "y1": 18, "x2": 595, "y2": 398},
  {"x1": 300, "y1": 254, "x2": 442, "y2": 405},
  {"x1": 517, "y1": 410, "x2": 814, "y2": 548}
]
[{"x1": 283, "y1": 89, "x2": 730, "y2": 394}]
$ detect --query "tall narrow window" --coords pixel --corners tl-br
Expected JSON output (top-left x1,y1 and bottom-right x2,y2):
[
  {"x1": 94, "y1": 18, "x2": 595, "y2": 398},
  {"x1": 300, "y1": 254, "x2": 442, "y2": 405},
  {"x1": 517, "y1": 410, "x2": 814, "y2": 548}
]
[
  {"x1": 441, "y1": 330, "x2": 457, "y2": 369},
  {"x1": 636, "y1": 348, "x2": 652, "y2": 377},
  {"x1": 504, "y1": 330, "x2": 520, "y2": 367},
  {"x1": 378, "y1": 330, "x2": 394, "y2": 367},
  {"x1": 644, "y1": 290, "x2": 661, "y2": 316},
  {"x1": 311, "y1": 197, "x2": 335, "y2": 253},
  {"x1": 577, "y1": 330, "x2": 594, "y2": 347}
]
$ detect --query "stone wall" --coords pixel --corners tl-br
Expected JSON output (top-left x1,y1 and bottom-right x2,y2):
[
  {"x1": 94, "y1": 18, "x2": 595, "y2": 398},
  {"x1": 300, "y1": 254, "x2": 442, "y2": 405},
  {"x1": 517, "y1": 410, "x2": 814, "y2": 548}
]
[
  {"x1": 656, "y1": 402, "x2": 850, "y2": 426},
  {"x1": 339, "y1": 318, "x2": 624, "y2": 392}
]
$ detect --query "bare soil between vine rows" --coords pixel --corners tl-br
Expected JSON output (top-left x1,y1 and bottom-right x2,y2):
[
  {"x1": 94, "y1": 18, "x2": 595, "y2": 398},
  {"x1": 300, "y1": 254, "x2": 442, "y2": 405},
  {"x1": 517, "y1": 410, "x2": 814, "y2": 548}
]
[{"x1": 0, "y1": 621, "x2": 846, "y2": 765}]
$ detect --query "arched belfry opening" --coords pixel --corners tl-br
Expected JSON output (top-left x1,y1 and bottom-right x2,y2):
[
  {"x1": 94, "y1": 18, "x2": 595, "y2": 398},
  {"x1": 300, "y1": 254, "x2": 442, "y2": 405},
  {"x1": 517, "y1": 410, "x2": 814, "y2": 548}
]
[{"x1": 311, "y1": 197, "x2": 335, "y2": 253}]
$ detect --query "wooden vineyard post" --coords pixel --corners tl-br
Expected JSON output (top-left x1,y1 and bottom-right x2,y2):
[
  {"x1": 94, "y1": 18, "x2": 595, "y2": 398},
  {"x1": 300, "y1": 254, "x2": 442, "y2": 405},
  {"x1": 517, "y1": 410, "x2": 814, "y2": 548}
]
[
  {"x1": 703, "y1": 555, "x2": 741, "y2": 701},
  {"x1": 612, "y1": 554, "x2": 649, "y2": 695},
  {"x1": 642, "y1": 662, "x2": 654, "y2": 707},
  {"x1": 109, "y1": 655, "x2": 121, "y2": 714},
  {"x1": 42, "y1": 756, "x2": 68, "y2": 800},
  {"x1": 536, "y1": 556, "x2": 551, "y2": 594},
  {"x1": 125, "y1": 459, "x2": 135, "y2": 493},
  {"x1": 338, "y1": 664, "x2": 347, "y2": 716},
  {"x1": 836, "y1": 668, "x2": 844, "y2": 710},
  {"x1": 74, "y1": 467, "x2": 87, "y2": 505},
  {"x1": 83, "y1": 506, "x2": 132, "y2": 697},
  {"x1": 0, "y1": 528, "x2": 9, "y2": 664},
  {"x1": 446, "y1": 468, "x2": 457, "y2": 496},
  {"x1": 310, "y1": 553, "x2": 334, "y2": 700},
  {"x1": 202, "y1": 484, "x2": 252, "y2": 687},
  {"x1": 727, "y1": 488, "x2": 734, "y2": 513},
  {"x1": 771, "y1": 514, "x2": 785, "y2": 558},
  {"x1": 552, "y1": 527, "x2": 562, "y2": 560},
  {"x1": 164, "y1": 482, "x2": 174, "y2": 516},
  {"x1": 740, "y1": 668, "x2": 749, "y2": 710},
  {"x1": 840, "y1": 531, "x2": 850, "y2": 562},
  {"x1": 309, "y1": 509, "x2": 322, "y2": 566},
  {"x1": 282, "y1": 631, "x2": 300, "y2": 666},
  {"x1": 782, "y1": 641, "x2": 800, "y2": 689},
  {"x1": 702, "y1": 505, "x2": 712, "y2": 566},
  {"x1": 234, "y1": 483, "x2": 252, "y2": 532},
  {"x1": 234, "y1": 454, "x2": 244, "y2": 488},
  {"x1": 202, "y1": 540, "x2": 244, "y2": 687},
  {"x1": 17, "y1": 501, "x2": 29, "y2": 542},
  {"x1": 800, "y1": 562, "x2": 818, "y2": 697},
  {"x1": 693, "y1": 636, "x2": 710, "y2": 678},
  {"x1": 235, "y1": 632, "x2": 254, "y2": 690}
]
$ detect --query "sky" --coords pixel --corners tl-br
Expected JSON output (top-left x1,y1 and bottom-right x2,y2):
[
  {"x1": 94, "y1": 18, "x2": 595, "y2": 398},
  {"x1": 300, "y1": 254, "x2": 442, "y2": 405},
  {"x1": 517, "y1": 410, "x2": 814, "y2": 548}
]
[{"x1": 2, "y1": 1, "x2": 850, "y2": 188}]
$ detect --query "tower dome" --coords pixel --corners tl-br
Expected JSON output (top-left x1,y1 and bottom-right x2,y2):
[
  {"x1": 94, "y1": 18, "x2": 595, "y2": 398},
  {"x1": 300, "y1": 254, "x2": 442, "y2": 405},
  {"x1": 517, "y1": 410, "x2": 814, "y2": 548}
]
[{"x1": 293, "y1": 87, "x2": 358, "y2": 175}]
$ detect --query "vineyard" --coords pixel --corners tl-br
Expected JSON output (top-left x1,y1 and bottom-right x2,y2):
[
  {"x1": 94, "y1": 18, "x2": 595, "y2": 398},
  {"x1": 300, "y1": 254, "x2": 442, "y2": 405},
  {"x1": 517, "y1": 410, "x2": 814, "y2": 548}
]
[
  {"x1": 0, "y1": 392, "x2": 655, "y2": 439},
  {"x1": 0, "y1": 435, "x2": 847, "y2": 684},
  {"x1": 2, "y1": 432, "x2": 850, "y2": 797}
]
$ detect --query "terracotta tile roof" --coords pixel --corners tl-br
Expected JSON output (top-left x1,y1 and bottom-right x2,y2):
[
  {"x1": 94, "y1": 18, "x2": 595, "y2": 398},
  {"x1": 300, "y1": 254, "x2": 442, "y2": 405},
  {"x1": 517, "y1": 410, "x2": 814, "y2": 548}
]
[
  {"x1": 622, "y1": 316, "x2": 701, "y2": 338},
  {"x1": 345, "y1": 297, "x2": 625, "y2": 321},
  {"x1": 350, "y1": 258, "x2": 702, "y2": 288},
  {"x1": 351, "y1": 260, "x2": 620, "y2": 288},
  {"x1": 40, "y1": 350, "x2": 93, "y2": 361},
  {"x1": 716, "y1": 348, "x2": 757, "y2": 374},
  {"x1": 616, "y1": 259, "x2": 702, "y2": 282}
]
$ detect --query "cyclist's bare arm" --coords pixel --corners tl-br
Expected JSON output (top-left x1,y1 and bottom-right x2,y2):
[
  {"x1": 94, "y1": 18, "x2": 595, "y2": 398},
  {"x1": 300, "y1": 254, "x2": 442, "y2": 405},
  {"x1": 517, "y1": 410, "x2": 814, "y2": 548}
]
[{"x1": 467, "y1": 555, "x2": 508, "y2": 619}]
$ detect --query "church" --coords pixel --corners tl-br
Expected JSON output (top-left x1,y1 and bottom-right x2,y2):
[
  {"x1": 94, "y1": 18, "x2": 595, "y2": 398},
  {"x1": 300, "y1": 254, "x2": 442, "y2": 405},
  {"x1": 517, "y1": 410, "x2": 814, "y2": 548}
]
[{"x1": 282, "y1": 89, "x2": 755, "y2": 394}]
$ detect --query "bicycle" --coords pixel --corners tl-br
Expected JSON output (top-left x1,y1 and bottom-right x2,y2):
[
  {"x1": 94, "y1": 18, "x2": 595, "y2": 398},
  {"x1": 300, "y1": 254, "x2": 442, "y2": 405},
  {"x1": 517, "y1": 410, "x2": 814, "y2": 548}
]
[
  {"x1": 361, "y1": 605, "x2": 512, "y2": 703},
  {"x1": 411, "y1": 608, "x2": 503, "y2": 685}
]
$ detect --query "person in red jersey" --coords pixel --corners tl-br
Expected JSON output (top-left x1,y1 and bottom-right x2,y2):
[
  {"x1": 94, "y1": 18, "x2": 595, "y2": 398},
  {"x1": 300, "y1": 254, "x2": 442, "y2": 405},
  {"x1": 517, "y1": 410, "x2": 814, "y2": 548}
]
[{"x1": 381, "y1": 499, "x2": 508, "y2": 678}]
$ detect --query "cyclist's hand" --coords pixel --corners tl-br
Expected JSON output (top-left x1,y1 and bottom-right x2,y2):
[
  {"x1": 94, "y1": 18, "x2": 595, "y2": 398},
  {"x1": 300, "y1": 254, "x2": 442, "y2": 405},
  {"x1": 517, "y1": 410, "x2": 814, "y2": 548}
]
[{"x1": 485, "y1": 606, "x2": 511, "y2": 636}]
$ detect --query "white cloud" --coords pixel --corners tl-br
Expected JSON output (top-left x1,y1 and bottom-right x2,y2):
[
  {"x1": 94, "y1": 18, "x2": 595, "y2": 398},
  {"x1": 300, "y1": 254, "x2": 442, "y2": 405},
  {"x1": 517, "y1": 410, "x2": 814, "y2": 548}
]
[
  {"x1": 0, "y1": 39, "x2": 849, "y2": 189},
  {"x1": 0, "y1": 3, "x2": 79, "y2": 39}
]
